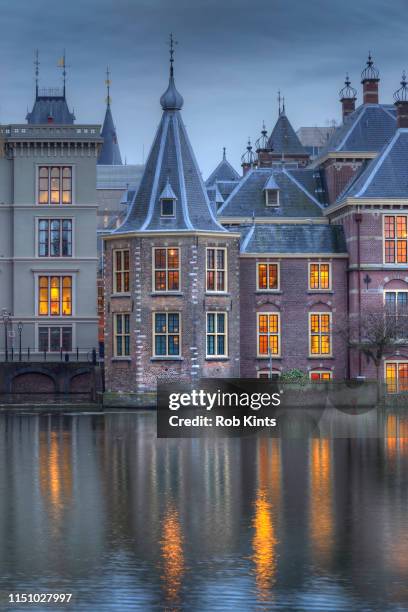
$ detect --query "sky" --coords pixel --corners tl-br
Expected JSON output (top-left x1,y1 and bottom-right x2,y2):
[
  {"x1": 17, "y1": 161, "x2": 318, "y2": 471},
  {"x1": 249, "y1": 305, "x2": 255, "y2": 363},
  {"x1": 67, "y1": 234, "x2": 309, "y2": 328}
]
[{"x1": 0, "y1": 0, "x2": 406, "y2": 176}]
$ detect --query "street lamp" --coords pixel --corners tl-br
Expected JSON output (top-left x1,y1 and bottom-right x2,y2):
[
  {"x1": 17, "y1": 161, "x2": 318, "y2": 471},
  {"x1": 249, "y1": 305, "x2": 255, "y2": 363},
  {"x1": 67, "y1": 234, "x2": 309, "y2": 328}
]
[
  {"x1": 2, "y1": 309, "x2": 10, "y2": 363},
  {"x1": 17, "y1": 321, "x2": 23, "y2": 362}
]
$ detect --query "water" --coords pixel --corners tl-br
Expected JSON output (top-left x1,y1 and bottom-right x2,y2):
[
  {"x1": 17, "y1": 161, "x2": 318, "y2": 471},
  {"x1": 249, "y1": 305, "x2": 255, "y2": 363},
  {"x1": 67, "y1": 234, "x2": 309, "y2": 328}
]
[{"x1": 0, "y1": 411, "x2": 407, "y2": 611}]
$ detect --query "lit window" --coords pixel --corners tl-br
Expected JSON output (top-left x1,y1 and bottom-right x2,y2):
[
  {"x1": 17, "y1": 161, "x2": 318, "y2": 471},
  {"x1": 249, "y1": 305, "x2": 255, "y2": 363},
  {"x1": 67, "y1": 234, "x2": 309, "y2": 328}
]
[
  {"x1": 206, "y1": 248, "x2": 227, "y2": 292},
  {"x1": 114, "y1": 313, "x2": 130, "y2": 357},
  {"x1": 113, "y1": 250, "x2": 130, "y2": 293},
  {"x1": 257, "y1": 262, "x2": 279, "y2": 290},
  {"x1": 38, "y1": 219, "x2": 72, "y2": 257},
  {"x1": 309, "y1": 263, "x2": 330, "y2": 290},
  {"x1": 310, "y1": 371, "x2": 332, "y2": 381},
  {"x1": 385, "y1": 361, "x2": 408, "y2": 393},
  {"x1": 153, "y1": 248, "x2": 180, "y2": 292},
  {"x1": 161, "y1": 198, "x2": 175, "y2": 217},
  {"x1": 257, "y1": 313, "x2": 280, "y2": 356},
  {"x1": 206, "y1": 312, "x2": 228, "y2": 357},
  {"x1": 384, "y1": 215, "x2": 408, "y2": 263},
  {"x1": 38, "y1": 166, "x2": 72, "y2": 205},
  {"x1": 153, "y1": 312, "x2": 180, "y2": 357},
  {"x1": 38, "y1": 326, "x2": 72, "y2": 352},
  {"x1": 309, "y1": 313, "x2": 331, "y2": 356},
  {"x1": 38, "y1": 276, "x2": 72, "y2": 316}
]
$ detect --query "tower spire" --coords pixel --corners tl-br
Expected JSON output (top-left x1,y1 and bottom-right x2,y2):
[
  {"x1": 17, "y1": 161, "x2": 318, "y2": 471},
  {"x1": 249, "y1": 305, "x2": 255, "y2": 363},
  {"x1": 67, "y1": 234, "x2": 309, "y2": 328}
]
[
  {"x1": 105, "y1": 66, "x2": 111, "y2": 107},
  {"x1": 57, "y1": 50, "x2": 67, "y2": 97},
  {"x1": 34, "y1": 49, "x2": 39, "y2": 98},
  {"x1": 223, "y1": 146, "x2": 226, "y2": 160},
  {"x1": 160, "y1": 34, "x2": 184, "y2": 111},
  {"x1": 278, "y1": 90, "x2": 281, "y2": 115},
  {"x1": 169, "y1": 33, "x2": 177, "y2": 78}
]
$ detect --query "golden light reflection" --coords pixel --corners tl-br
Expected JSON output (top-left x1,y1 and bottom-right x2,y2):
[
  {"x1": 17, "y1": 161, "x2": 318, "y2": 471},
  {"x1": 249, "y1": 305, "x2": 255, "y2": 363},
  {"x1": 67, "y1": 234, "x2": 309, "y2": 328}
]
[
  {"x1": 251, "y1": 440, "x2": 280, "y2": 601},
  {"x1": 309, "y1": 439, "x2": 333, "y2": 564},
  {"x1": 39, "y1": 430, "x2": 72, "y2": 522},
  {"x1": 386, "y1": 415, "x2": 408, "y2": 457},
  {"x1": 160, "y1": 503, "x2": 184, "y2": 607}
]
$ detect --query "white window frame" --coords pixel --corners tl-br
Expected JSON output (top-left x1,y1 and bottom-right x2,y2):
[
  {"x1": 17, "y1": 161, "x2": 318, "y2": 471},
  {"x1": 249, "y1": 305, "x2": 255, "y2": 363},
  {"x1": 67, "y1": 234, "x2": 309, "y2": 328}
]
[
  {"x1": 257, "y1": 312, "x2": 281, "y2": 358},
  {"x1": 309, "y1": 370, "x2": 333, "y2": 381},
  {"x1": 152, "y1": 312, "x2": 181, "y2": 358},
  {"x1": 160, "y1": 198, "x2": 175, "y2": 217},
  {"x1": 309, "y1": 312, "x2": 332, "y2": 357},
  {"x1": 35, "y1": 322, "x2": 76, "y2": 352},
  {"x1": 383, "y1": 214, "x2": 408, "y2": 264},
  {"x1": 206, "y1": 311, "x2": 228, "y2": 358},
  {"x1": 35, "y1": 217, "x2": 74, "y2": 258},
  {"x1": 265, "y1": 189, "x2": 280, "y2": 207},
  {"x1": 34, "y1": 272, "x2": 76, "y2": 317},
  {"x1": 152, "y1": 247, "x2": 180, "y2": 293},
  {"x1": 384, "y1": 360, "x2": 408, "y2": 394},
  {"x1": 308, "y1": 261, "x2": 332, "y2": 291},
  {"x1": 257, "y1": 369, "x2": 281, "y2": 379},
  {"x1": 113, "y1": 313, "x2": 130, "y2": 357},
  {"x1": 38, "y1": 325, "x2": 73, "y2": 353},
  {"x1": 206, "y1": 247, "x2": 228, "y2": 293},
  {"x1": 36, "y1": 164, "x2": 75, "y2": 206},
  {"x1": 113, "y1": 249, "x2": 130, "y2": 294},
  {"x1": 256, "y1": 261, "x2": 280, "y2": 292}
]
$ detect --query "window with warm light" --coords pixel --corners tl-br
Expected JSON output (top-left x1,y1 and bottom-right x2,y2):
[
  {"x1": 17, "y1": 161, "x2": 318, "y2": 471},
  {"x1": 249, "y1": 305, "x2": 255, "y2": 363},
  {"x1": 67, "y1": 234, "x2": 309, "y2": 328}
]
[
  {"x1": 257, "y1": 312, "x2": 280, "y2": 356},
  {"x1": 38, "y1": 166, "x2": 72, "y2": 205},
  {"x1": 113, "y1": 250, "x2": 130, "y2": 293},
  {"x1": 206, "y1": 312, "x2": 228, "y2": 357},
  {"x1": 38, "y1": 219, "x2": 72, "y2": 257},
  {"x1": 385, "y1": 361, "x2": 408, "y2": 393},
  {"x1": 39, "y1": 326, "x2": 72, "y2": 352},
  {"x1": 309, "y1": 262, "x2": 331, "y2": 290},
  {"x1": 309, "y1": 313, "x2": 331, "y2": 356},
  {"x1": 153, "y1": 312, "x2": 180, "y2": 357},
  {"x1": 384, "y1": 215, "x2": 408, "y2": 263},
  {"x1": 206, "y1": 248, "x2": 227, "y2": 292},
  {"x1": 257, "y1": 262, "x2": 279, "y2": 291},
  {"x1": 114, "y1": 314, "x2": 130, "y2": 357},
  {"x1": 310, "y1": 371, "x2": 332, "y2": 381},
  {"x1": 38, "y1": 276, "x2": 72, "y2": 316},
  {"x1": 153, "y1": 248, "x2": 180, "y2": 292}
]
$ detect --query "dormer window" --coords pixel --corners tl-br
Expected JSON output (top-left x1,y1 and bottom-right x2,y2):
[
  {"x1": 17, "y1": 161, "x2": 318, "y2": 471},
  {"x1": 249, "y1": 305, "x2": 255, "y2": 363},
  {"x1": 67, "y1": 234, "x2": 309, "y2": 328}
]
[
  {"x1": 159, "y1": 179, "x2": 177, "y2": 218},
  {"x1": 265, "y1": 189, "x2": 279, "y2": 207},
  {"x1": 161, "y1": 198, "x2": 175, "y2": 217},
  {"x1": 263, "y1": 174, "x2": 280, "y2": 207}
]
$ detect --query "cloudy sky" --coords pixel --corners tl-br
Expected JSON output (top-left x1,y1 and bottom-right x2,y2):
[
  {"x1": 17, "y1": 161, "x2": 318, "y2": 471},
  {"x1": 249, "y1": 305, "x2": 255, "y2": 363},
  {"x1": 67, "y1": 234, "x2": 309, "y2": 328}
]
[{"x1": 0, "y1": 0, "x2": 406, "y2": 176}]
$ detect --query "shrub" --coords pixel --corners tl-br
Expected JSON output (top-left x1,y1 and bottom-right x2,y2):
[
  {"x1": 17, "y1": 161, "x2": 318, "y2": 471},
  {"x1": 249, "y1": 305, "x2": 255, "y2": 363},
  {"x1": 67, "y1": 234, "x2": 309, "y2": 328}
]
[{"x1": 281, "y1": 368, "x2": 309, "y2": 385}]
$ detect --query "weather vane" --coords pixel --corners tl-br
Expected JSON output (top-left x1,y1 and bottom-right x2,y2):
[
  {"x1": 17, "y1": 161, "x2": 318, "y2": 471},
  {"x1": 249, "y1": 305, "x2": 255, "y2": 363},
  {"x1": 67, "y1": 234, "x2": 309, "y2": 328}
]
[
  {"x1": 105, "y1": 66, "x2": 111, "y2": 106},
  {"x1": 168, "y1": 33, "x2": 178, "y2": 76}
]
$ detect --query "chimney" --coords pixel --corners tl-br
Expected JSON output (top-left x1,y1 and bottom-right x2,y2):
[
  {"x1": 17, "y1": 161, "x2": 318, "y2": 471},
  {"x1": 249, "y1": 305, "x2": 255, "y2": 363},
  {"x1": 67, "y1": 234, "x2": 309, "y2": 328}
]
[
  {"x1": 361, "y1": 52, "x2": 380, "y2": 105},
  {"x1": 241, "y1": 139, "x2": 255, "y2": 176},
  {"x1": 339, "y1": 74, "x2": 357, "y2": 121},
  {"x1": 394, "y1": 71, "x2": 408, "y2": 128},
  {"x1": 255, "y1": 122, "x2": 272, "y2": 168}
]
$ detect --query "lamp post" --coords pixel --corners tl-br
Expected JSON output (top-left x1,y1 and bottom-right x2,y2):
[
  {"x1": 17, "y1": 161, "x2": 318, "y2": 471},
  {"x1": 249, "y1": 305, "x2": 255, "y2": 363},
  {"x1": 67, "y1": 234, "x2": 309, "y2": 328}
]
[
  {"x1": 17, "y1": 322, "x2": 23, "y2": 362},
  {"x1": 2, "y1": 310, "x2": 10, "y2": 363}
]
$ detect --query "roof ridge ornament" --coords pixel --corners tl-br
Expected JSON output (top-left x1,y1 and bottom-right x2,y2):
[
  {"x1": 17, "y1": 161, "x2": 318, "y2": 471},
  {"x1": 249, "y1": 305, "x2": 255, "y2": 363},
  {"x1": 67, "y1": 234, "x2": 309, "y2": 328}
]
[
  {"x1": 361, "y1": 51, "x2": 380, "y2": 83},
  {"x1": 105, "y1": 66, "x2": 111, "y2": 107},
  {"x1": 339, "y1": 73, "x2": 357, "y2": 100},
  {"x1": 160, "y1": 33, "x2": 184, "y2": 111},
  {"x1": 255, "y1": 121, "x2": 269, "y2": 151},
  {"x1": 394, "y1": 70, "x2": 408, "y2": 103},
  {"x1": 34, "y1": 49, "x2": 40, "y2": 98},
  {"x1": 241, "y1": 137, "x2": 256, "y2": 164}
]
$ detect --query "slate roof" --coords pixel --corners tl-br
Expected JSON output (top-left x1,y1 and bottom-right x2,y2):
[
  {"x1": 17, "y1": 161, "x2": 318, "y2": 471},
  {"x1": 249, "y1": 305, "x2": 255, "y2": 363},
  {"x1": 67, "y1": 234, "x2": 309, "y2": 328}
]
[
  {"x1": 267, "y1": 111, "x2": 308, "y2": 156},
  {"x1": 114, "y1": 70, "x2": 226, "y2": 234},
  {"x1": 240, "y1": 223, "x2": 347, "y2": 254},
  {"x1": 205, "y1": 154, "x2": 240, "y2": 186},
  {"x1": 98, "y1": 104, "x2": 122, "y2": 165},
  {"x1": 26, "y1": 92, "x2": 75, "y2": 124},
  {"x1": 338, "y1": 128, "x2": 408, "y2": 201},
  {"x1": 215, "y1": 180, "x2": 241, "y2": 201},
  {"x1": 218, "y1": 167, "x2": 323, "y2": 219},
  {"x1": 319, "y1": 104, "x2": 396, "y2": 156},
  {"x1": 96, "y1": 164, "x2": 144, "y2": 189}
]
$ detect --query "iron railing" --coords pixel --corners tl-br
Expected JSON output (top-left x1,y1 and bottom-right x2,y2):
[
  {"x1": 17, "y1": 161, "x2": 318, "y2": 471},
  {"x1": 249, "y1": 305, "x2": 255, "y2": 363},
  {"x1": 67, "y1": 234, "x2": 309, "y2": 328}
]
[{"x1": 0, "y1": 347, "x2": 100, "y2": 364}]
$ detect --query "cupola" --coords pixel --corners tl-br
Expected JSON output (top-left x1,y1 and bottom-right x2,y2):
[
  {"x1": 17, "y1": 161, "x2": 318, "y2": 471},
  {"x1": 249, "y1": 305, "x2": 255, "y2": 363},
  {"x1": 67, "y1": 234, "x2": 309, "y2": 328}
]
[
  {"x1": 339, "y1": 74, "x2": 357, "y2": 121},
  {"x1": 361, "y1": 52, "x2": 380, "y2": 105},
  {"x1": 393, "y1": 71, "x2": 408, "y2": 129}
]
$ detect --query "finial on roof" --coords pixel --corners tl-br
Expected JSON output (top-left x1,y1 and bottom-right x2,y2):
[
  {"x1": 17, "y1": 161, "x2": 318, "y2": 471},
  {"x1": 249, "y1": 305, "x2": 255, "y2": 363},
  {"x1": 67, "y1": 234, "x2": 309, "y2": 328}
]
[
  {"x1": 361, "y1": 51, "x2": 379, "y2": 82},
  {"x1": 223, "y1": 146, "x2": 226, "y2": 160},
  {"x1": 34, "y1": 49, "x2": 40, "y2": 98},
  {"x1": 282, "y1": 96, "x2": 286, "y2": 115},
  {"x1": 278, "y1": 90, "x2": 281, "y2": 115},
  {"x1": 255, "y1": 121, "x2": 269, "y2": 150},
  {"x1": 57, "y1": 51, "x2": 67, "y2": 96},
  {"x1": 105, "y1": 66, "x2": 111, "y2": 106},
  {"x1": 160, "y1": 33, "x2": 184, "y2": 111},
  {"x1": 393, "y1": 70, "x2": 408, "y2": 103},
  {"x1": 339, "y1": 73, "x2": 357, "y2": 100},
  {"x1": 241, "y1": 137, "x2": 256, "y2": 164}
]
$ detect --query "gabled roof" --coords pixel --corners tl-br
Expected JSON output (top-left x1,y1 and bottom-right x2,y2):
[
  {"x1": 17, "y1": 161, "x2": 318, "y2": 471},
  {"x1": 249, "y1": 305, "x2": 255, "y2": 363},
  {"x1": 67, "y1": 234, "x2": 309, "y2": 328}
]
[
  {"x1": 319, "y1": 104, "x2": 396, "y2": 156},
  {"x1": 114, "y1": 68, "x2": 226, "y2": 234},
  {"x1": 205, "y1": 152, "x2": 240, "y2": 186},
  {"x1": 338, "y1": 128, "x2": 408, "y2": 200},
  {"x1": 216, "y1": 180, "x2": 241, "y2": 201},
  {"x1": 98, "y1": 104, "x2": 122, "y2": 165},
  {"x1": 267, "y1": 111, "x2": 308, "y2": 156},
  {"x1": 240, "y1": 223, "x2": 347, "y2": 254},
  {"x1": 26, "y1": 90, "x2": 75, "y2": 124},
  {"x1": 218, "y1": 167, "x2": 323, "y2": 219}
]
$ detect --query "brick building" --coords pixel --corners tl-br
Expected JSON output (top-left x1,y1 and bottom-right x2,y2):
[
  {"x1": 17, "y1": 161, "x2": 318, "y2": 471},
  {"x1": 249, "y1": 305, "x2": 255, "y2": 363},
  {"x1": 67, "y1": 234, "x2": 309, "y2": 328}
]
[{"x1": 104, "y1": 51, "x2": 408, "y2": 396}]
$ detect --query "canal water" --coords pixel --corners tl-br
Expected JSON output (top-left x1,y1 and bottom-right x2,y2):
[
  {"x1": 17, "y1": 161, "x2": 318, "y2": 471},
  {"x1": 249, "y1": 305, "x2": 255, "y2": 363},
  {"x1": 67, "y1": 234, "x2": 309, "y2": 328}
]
[{"x1": 0, "y1": 411, "x2": 407, "y2": 611}]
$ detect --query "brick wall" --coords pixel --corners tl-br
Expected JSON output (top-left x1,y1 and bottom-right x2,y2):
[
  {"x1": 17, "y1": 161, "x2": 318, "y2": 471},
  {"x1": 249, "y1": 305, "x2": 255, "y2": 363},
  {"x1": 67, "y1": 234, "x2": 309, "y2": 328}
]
[{"x1": 323, "y1": 159, "x2": 363, "y2": 204}]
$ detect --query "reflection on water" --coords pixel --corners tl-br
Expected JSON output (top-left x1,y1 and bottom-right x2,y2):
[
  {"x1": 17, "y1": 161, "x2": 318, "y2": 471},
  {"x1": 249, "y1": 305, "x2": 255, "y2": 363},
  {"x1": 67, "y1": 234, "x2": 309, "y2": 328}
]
[{"x1": 0, "y1": 412, "x2": 407, "y2": 610}]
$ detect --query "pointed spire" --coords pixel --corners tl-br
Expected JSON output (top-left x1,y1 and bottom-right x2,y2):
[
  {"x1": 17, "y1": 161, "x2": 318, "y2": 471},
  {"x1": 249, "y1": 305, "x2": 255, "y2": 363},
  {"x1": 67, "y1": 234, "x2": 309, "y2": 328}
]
[
  {"x1": 105, "y1": 66, "x2": 111, "y2": 107},
  {"x1": 57, "y1": 50, "x2": 67, "y2": 97},
  {"x1": 223, "y1": 146, "x2": 226, "y2": 160},
  {"x1": 277, "y1": 90, "x2": 281, "y2": 115},
  {"x1": 282, "y1": 96, "x2": 285, "y2": 115},
  {"x1": 98, "y1": 67, "x2": 122, "y2": 165},
  {"x1": 34, "y1": 49, "x2": 39, "y2": 98},
  {"x1": 160, "y1": 33, "x2": 184, "y2": 111}
]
